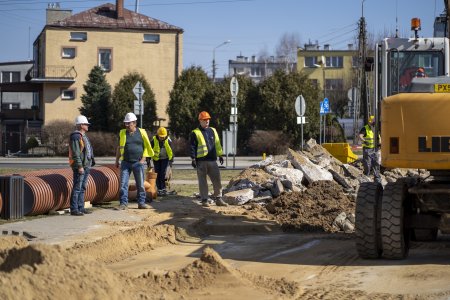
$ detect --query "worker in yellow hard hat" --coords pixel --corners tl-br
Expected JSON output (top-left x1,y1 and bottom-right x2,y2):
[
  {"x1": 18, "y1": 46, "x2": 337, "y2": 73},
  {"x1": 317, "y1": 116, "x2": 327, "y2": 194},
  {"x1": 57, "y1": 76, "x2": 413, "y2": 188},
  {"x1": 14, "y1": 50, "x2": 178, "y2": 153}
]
[
  {"x1": 359, "y1": 115, "x2": 381, "y2": 183},
  {"x1": 147, "y1": 126, "x2": 173, "y2": 196},
  {"x1": 190, "y1": 111, "x2": 227, "y2": 207}
]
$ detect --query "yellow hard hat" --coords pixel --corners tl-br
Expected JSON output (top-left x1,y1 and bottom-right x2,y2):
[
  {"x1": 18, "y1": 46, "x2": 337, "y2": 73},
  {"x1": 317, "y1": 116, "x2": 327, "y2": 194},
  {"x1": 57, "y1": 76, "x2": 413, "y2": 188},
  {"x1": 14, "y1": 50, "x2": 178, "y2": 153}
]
[
  {"x1": 157, "y1": 127, "x2": 167, "y2": 138},
  {"x1": 368, "y1": 115, "x2": 375, "y2": 123}
]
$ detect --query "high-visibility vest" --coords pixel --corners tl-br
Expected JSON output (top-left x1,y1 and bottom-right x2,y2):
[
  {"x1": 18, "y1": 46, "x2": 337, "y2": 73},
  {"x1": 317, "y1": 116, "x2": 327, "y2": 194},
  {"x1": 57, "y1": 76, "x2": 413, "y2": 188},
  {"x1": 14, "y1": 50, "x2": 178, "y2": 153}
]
[
  {"x1": 363, "y1": 124, "x2": 375, "y2": 149},
  {"x1": 152, "y1": 136, "x2": 173, "y2": 161},
  {"x1": 68, "y1": 131, "x2": 84, "y2": 167},
  {"x1": 192, "y1": 127, "x2": 223, "y2": 158},
  {"x1": 119, "y1": 128, "x2": 154, "y2": 160}
]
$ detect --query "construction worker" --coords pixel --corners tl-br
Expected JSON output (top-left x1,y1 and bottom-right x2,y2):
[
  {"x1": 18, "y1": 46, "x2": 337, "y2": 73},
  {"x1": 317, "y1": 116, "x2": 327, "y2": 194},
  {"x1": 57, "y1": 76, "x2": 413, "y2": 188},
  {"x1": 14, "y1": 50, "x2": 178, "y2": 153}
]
[
  {"x1": 415, "y1": 67, "x2": 427, "y2": 78},
  {"x1": 115, "y1": 112, "x2": 154, "y2": 210},
  {"x1": 190, "y1": 111, "x2": 228, "y2": 207},
  {"x1": 149, "y1": 126, "x2": 173, "y2": 196},
  {"x1": 359, "y1": 115, "x2": 381, "y2": 183},
  {"x1": 68, "y1": 115, "x2": 95, "y2": 216}
]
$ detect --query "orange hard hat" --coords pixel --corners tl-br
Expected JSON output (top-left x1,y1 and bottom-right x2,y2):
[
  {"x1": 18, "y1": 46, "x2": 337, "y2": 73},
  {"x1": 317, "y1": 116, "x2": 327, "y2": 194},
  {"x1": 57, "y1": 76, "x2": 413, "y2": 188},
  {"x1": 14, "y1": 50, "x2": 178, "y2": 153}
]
[{"x1": 198, "y1": 111, "x2": 211, "y2": 120}]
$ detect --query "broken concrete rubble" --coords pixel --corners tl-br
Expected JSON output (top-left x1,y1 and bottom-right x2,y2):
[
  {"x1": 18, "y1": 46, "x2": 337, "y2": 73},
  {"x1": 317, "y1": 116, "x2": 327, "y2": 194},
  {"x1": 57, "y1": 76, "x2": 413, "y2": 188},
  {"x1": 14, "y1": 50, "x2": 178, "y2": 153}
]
[{"x1": 224, "y1": 139, "x2": 429, "y2": 233}]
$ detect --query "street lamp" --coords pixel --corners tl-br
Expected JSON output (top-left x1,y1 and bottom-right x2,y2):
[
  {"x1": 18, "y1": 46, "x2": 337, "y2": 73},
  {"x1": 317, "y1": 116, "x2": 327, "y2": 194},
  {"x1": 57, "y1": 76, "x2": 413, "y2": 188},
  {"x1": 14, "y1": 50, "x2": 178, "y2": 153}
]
[{"x1": 212, "y1": 40, "x2": 231, "y2": 82}]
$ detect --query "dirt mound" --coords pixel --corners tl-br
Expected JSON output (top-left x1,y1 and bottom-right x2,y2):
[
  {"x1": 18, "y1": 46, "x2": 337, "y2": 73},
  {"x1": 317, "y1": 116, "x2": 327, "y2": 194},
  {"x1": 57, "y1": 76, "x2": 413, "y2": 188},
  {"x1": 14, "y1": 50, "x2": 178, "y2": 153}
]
[
  {"x1": 137, "y1": 247, "x2": 301, "y2": 299},
  {"x1": 230, "y1": 168, "x2": 274, "y2": 185},
  {"x1": 69, "y1": 224, "x2": 177, "y2": 263},
  {"x1": 264, "y1": 181, "x2": 355, "y2": 232},
  {"x1": 0, "y1": 236, "x2": 29, "y2": 252},
  {"x1": 0, "y1": 243, "x2": 129, "y2": 300}
]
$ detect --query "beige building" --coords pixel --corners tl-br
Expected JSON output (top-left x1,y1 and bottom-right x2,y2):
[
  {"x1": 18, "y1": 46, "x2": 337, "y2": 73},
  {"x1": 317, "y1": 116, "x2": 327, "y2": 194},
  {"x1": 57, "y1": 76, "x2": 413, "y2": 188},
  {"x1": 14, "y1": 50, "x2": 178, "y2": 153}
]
[
  {"x1": 297, "y1": 43, "x2": 358, "y2": 106},
  {"x1": 32, "y1": 0, "x2": 183, "y2": 126}
]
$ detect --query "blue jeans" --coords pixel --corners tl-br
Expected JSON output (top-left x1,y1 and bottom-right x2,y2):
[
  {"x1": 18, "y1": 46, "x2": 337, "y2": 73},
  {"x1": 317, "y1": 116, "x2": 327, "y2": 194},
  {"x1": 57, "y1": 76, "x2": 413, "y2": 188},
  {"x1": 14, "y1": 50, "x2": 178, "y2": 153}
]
[
  {"x1": 70, "y1": 167, "x2": 91, "y2": 213},
  {"x1": 119, "y1": 160, "x2": 146, "y2": 205}
]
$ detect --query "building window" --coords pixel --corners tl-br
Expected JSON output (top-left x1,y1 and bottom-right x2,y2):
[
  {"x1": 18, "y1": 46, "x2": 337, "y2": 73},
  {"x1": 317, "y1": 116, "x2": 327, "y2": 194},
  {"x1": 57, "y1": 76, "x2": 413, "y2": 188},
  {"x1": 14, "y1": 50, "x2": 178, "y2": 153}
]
[
  {"x1": 61, "y1": 89, "x2": 76, "y2": 100},
  {"x1": 62, "y1": 47, "x2": 76, "y2": 58},
  {"x1": 304, "y1": 56, "x2": 319, "y2": 67},
  {"x1": 143, "y1": 34, "x2": 160, "y2": 43},
  {"x1": 1, "y1": 71, "x2": 20, "y2": 83},
  {"x1": 325, "y1": 79, "x2": 344, "y2": 91},
  {"x1": 1, "y1": 103, "x2": 20, "y2": 110},
  {"x1": 326, "y1": 56, "x2": 343, "y2": 68},
  {"x1": 251, "y1": 66, "x2": 261, "y2": 76},
  {"x1": 98, "y1": 48, "x2": 112, "y2": 72},
  {"x1": 309, "y1": 79, "x2": 319, "y2": 88},
  {"x1": 70, "y1": 32, "x2": 87, "y2": 41}
]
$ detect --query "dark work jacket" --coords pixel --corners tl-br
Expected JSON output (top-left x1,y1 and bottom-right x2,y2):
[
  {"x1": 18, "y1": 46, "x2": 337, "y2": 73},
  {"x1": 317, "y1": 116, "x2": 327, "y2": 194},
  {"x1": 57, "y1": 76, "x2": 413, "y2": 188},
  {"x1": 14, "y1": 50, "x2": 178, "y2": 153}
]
[{"x1": 189, "y1": 126, "x2": 218, "y2": 161}]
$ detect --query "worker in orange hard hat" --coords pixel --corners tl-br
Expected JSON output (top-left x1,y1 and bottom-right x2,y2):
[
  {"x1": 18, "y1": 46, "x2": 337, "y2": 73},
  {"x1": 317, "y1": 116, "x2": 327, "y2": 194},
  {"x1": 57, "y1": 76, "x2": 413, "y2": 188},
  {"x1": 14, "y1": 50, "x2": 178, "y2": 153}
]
[
  {"x1": 190, "y1": 111, "x2": 227, "y2": 207},
  {"x1": 359, "y1": 115, "x2": 381, "y2": 184},
  {"x1": 147, "y1": 127, "x2": 174, "y2": 196},
  {"x1": 415, "y1": 67, "x2": 427, "y2": 78}
]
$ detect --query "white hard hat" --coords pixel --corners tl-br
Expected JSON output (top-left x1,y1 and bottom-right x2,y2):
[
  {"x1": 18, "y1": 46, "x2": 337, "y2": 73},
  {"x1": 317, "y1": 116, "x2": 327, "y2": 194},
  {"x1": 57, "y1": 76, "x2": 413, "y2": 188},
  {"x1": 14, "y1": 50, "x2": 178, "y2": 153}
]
[
  {"x1": 123, "y1": 112, "x2": 137, "y2": 122},
  {"x1": 75, "y1": 115, "x2": 90, "y2": 125}
]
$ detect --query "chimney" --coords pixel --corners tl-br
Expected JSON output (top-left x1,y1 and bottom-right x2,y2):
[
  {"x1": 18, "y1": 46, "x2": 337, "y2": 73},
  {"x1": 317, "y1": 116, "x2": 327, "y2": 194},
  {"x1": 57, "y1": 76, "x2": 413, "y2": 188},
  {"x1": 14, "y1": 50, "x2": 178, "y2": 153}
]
[
  {"x1": 348, "y1": 43, "x2": 354, "y2": 50},
  {"x1": 116, "y1": 0, "x2": 124, "y2": 19},
  {"x1": 46, "y1": 3, "x2": 72, "y2": 25},
  {"x1": 324, "y1": 44, "x2": 330, "y2": 50}
]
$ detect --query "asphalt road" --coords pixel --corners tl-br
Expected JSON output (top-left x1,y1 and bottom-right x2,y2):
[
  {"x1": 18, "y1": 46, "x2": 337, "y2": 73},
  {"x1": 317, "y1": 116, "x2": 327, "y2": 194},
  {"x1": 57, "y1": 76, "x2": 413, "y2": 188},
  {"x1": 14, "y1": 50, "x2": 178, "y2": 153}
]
[{"x1": 0, "y1": 156, "x2": 262, "y2": 170}]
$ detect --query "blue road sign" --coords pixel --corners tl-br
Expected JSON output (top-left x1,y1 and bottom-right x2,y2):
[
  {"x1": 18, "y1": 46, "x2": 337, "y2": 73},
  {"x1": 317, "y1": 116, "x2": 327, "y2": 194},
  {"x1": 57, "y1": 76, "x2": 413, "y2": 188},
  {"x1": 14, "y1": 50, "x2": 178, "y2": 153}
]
[
  {"x1": 323, "y1": 97, "x2": 330, "y2": 113},
  {"x1": 320, "y1": 101, "x2": 325, "y2": 115}
]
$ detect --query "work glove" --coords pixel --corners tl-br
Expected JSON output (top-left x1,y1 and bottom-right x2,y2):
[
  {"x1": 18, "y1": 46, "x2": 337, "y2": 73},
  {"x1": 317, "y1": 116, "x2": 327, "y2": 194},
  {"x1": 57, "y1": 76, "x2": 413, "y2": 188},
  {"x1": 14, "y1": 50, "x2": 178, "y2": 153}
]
[
  {"x1": 191, "y1": 159, "x2": 197, "y2": 169},
  {"x1": 146, "y1": 157, "x2": 152, "y2": 169},
  {"x1": 91, "y1": 157, "x2": 96, "y2": 167},
  {"x1": 169, "y1": 159, "x2": 173, "y2": 167},
  {"x1": 219, "y1": 156, "x2": 224, "y2": 165}
]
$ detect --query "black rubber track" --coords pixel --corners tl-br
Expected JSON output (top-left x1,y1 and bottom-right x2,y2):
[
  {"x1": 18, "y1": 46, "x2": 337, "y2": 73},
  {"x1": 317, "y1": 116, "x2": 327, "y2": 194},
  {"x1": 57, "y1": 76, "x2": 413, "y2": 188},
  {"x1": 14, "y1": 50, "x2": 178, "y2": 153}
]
[
  {"x1": 381, "y1": 181, "x2": 410, "y2": 259},
  {"x1": 355, "y1": 181, "x2": 383, "y2": 259}
]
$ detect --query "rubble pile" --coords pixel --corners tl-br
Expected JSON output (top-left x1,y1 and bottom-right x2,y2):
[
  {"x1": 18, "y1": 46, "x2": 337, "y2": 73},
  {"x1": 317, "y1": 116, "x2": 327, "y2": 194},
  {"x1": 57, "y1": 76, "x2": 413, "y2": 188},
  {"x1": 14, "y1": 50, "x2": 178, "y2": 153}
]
[{"x1": 223, "y1": 139, "x2": 425, "y2": 233}]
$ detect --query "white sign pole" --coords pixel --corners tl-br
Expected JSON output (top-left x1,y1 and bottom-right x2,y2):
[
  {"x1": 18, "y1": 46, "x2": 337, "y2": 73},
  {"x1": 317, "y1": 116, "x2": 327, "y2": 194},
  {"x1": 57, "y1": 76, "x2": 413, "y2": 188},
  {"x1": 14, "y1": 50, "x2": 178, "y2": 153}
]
[{"x1": 230, "y1": 77, "x2": 239, "y2": 169}]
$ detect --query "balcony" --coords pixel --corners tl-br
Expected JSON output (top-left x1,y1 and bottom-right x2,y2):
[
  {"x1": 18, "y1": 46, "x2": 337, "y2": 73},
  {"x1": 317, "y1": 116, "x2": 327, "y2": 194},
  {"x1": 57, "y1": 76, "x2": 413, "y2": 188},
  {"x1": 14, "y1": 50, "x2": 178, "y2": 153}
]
[{"x1": 26, "y1": 65, "x2": 77, "y2": 83}]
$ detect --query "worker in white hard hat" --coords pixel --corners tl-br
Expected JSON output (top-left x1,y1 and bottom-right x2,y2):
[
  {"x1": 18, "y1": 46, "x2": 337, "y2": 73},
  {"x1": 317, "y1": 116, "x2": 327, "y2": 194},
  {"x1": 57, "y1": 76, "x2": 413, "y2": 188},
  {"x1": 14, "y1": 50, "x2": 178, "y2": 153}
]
[
  {"x1": 68, "y1": 115, "x2": 95, "y2": 216},
  {"x1": 359, "y1": 115, "x2": 381, "y2": 183},
  {"x1": 148, "y1": 126, "x2": 173, "y2": 196},
  {"x1": 115, "y1": 112, "x2": 154, "y2": 210}
]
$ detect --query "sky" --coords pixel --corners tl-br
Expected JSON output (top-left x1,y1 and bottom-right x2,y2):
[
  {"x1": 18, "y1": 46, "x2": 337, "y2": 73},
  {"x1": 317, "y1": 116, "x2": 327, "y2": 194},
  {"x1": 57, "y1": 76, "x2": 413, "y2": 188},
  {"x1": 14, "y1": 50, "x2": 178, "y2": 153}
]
[{"x1": 0, "y1": 0, "x2": 445, "y2": 77}]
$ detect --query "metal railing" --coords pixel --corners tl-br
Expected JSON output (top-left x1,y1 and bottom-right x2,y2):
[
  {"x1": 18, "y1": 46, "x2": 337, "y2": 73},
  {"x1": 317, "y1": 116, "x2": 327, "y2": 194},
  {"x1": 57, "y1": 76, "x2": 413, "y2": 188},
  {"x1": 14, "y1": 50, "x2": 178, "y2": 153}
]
[{"x1": 27, "y1": 65, "x2": 77, "y2": 80}]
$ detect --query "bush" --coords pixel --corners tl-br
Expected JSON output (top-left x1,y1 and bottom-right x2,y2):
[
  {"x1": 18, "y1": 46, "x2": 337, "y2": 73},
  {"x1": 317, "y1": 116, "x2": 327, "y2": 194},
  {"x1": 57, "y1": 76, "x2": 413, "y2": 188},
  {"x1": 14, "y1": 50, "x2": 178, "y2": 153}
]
[
  {"x1": 42, "y1": 120, "x2": 74, "y2": 156},
  {"x1": 25, "y1": 136, "x2": 39, "y2": 150},
  {"x1": 87, "y1": 131, "x2": 117, "y2": 156},
  {"x1": 247, "y1": 130, "x2": 292, "y2": 155}
]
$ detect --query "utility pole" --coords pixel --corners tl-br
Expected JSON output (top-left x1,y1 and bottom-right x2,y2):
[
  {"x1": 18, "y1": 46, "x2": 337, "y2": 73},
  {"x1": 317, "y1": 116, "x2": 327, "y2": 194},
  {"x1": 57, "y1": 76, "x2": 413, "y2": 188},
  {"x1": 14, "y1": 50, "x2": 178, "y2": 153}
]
[
  {"x1": 358, "y1": 0, "x2": 369, "y2": 125},
  {"x1": 446, "y1": 0, "x2": 450, "y2": 38}
]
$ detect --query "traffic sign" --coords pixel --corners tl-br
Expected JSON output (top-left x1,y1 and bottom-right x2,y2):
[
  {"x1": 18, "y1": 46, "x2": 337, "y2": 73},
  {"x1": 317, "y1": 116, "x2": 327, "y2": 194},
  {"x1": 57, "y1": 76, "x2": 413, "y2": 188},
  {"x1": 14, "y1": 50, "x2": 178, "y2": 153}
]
[
  {"x1": 320, "y1": 101, "x2": 325, "y2": 115},
  {"x1": 134, "y1": 100, "x2": 144, "y2": 115},
  {"x1": 133, "y1": 81, "x2": 145, "y2": 99},
  {"x1": 295, "y1": 95, "x2": 306, "y2": 116},
  {"x1": 323, "y1": 97, "x2": 329, "y2": 112},
  {"x1": 347, "y1": 87, "x2": 359, "y2": 101},
  {"x1": 230, "y1": 76, "x2": 239, "y2": 97}
]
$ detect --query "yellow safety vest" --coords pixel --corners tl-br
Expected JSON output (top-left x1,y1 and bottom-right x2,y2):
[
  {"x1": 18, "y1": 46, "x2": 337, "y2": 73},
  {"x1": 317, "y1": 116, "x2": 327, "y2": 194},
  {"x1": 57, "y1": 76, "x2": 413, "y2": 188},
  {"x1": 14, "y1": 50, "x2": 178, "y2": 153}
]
[
  {"x1": 363, "y1": 124, "x2": 375, "y2": 149},
  {"x1": 68, "y1": 131, "x2": 84, "y2": 167},
  {"x1": 119, "y1": 128, "x2": 154, "y2": 160},
  {"x1": 152, "y1": 136, "x2": 173, "y2": 161},
  {"x1": 192, "y1": 127, "x2": 223, "y2": 158}
]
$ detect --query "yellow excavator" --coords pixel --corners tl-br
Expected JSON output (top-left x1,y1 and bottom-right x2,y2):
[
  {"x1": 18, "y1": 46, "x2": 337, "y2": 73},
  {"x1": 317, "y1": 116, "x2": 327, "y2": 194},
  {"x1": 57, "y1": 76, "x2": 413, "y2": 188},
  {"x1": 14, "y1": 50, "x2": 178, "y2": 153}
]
[{"x1": 355, "y1": 18, "x2": 450, "y2": 259}]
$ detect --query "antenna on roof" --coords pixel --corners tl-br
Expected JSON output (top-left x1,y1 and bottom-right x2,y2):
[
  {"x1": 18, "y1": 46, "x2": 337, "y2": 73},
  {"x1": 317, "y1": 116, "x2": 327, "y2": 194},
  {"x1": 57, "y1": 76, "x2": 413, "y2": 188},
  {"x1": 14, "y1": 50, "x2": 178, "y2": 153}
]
[
  {"x1": 135, "y1": 0, "x2": 139, "y2": 13},
  {"x1": 395, "y1": 0, "x2": 399, "y2": 38}
]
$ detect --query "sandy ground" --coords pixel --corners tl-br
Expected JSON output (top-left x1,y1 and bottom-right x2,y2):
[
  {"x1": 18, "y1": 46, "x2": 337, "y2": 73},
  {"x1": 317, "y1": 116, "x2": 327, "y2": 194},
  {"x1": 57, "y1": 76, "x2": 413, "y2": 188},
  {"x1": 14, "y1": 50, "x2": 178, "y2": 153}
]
[{"x1": 1, "y1": 191, "x2": 450, "y2": 299}]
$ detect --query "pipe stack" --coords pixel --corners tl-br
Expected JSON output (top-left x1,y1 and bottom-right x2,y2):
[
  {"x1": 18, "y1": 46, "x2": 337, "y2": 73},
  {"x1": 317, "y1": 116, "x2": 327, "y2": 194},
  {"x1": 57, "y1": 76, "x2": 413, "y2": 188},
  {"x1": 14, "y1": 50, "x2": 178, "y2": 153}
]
[{"x1": 9, "y1": 165, "x2": 119, "y2": 216}]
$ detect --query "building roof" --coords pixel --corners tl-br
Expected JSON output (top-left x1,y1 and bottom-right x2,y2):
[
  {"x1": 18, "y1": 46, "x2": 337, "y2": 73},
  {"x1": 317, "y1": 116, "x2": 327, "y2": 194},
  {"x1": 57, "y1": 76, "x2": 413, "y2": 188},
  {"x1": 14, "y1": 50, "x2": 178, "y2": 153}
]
[{"x1": 48, "y1": 3, "x2": 183, "y2": 32}]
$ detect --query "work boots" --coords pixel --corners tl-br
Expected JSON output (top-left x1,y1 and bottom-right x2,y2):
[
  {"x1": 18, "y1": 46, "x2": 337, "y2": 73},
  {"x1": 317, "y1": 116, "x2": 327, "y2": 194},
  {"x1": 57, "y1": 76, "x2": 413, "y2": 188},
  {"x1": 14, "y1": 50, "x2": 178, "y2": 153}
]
[{"x1": 214, "y1": 197, "x2": 228, "y2": 207}]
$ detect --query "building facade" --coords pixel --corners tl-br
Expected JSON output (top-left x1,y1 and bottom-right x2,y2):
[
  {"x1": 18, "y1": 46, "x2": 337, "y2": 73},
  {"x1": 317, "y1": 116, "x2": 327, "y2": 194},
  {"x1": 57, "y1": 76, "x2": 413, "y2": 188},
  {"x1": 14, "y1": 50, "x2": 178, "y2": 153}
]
[
  {"x1": 0, "y1": 0, "x2": 183, "y2": 155},
  {"x1": 228, "y1": 55, "x2": 295, "y2": 84}
]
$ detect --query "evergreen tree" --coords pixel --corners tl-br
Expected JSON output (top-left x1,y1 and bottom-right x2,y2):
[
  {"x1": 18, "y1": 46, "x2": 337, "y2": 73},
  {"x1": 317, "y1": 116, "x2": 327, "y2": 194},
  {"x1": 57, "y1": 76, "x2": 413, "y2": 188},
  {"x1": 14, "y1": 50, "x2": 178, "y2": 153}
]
[
  {"x1": 79, "y1": 66, "x2": 111, "y2": 131},
  {"x1": 110, "y1": 72, "x2": 157, "y2": 132},
  {"x1": 167, "y1": 66, "x2": 213, "y2": 139}
]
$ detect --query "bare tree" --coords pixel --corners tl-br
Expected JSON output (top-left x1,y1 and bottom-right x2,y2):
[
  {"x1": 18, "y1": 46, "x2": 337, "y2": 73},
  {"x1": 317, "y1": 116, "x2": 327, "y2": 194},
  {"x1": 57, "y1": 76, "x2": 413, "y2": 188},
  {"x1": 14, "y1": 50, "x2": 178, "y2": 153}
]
[{"x1": 275, "y1": 32, "x2": 301, "y2": 72}]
